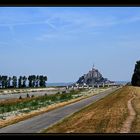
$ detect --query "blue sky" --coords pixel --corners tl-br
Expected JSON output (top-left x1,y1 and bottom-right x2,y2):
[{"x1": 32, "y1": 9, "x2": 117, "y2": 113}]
[{"x1": 0, "y1": 7, "x2": 140, "y2": 82}]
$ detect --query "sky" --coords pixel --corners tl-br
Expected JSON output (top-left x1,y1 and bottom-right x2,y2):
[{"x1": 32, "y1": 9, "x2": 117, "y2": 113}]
[{"x1": 0, "y1": 7, "x2": 140, "y2": 83}]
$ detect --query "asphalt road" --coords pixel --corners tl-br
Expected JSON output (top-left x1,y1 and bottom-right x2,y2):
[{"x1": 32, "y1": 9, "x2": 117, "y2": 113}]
[
  {"x1": 0, "y1": 87, "x2": 119, "y2": 133},
  {"x1": 0, "y1": 88, "x2": 67, "y2": 101}
]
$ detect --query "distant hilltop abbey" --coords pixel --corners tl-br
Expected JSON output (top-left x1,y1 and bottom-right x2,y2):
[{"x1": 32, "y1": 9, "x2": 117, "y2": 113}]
[{"x1": 75, "y1": 65, "x2": 114, "y2": 86}]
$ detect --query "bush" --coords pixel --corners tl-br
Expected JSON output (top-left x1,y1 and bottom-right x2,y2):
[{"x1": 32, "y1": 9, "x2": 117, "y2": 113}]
[
  {"x1": 30, "y1": 101, "x2": 39, "y2": 106},
  {"x1": 56, "y1": 92, "x2": 60, "y2": 94},
  {"x1": 2, "y1": 105, "x2": 11, "y2": 113},
  {"x1": 31, "y1": 95, "x2": 34, "y2": 98},
  {"x1": 62, "y1": 91, "x2": 66, "y2": 94},
  {"x1": 27, "y1": 94, "x2": 30, "y2": 98},
  {"x1": 60, "y1": 93, "x2": 72, "y2": 100},
  {"x1": 19, "y1": 96, "x2": 22, "y2": 99}
]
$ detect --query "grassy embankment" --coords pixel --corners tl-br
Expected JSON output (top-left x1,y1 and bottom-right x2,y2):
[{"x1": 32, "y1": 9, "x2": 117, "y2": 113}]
[
  {"x1": 131, "y1": 86, "x2": 140, "y2": 133},
  {"x1": 45, "y1": 86, "x2": 137, "y2": 133}
]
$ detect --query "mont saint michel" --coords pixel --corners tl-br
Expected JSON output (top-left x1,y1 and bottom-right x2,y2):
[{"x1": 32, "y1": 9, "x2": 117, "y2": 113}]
[{"x1": 76, "y1": 65, "x2": 114, "y2": 86}]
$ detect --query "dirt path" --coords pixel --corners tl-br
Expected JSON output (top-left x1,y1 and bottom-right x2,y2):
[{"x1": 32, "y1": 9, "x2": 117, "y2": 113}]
[{"x1": 120, "y1": 92, "x2": 136, "y2": 133}]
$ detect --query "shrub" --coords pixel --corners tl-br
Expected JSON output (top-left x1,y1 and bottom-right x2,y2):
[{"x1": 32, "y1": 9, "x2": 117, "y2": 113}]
[
  {"x1": 27, "y1": 94, "x2": 30, "y2": 98},
  {"x1": 19, "y1": 96, "x2": 22, "y2": 99},
  {"x1": 56, "y1": 92, "x2": 60, "y2": 94},
  {"x1": 62, "y1": 91, "x2": 66, "y2": 94},
  {"x1": 31, "y1": 95, "x2": 34, "y2": 98}
]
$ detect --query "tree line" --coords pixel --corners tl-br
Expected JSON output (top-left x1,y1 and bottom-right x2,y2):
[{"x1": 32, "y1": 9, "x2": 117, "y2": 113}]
[{"x1": 0, "y1": 75, "x2": 47, "y2": 89}]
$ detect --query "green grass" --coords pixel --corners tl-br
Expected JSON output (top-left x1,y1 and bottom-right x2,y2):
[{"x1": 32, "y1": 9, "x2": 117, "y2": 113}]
[{"x1": 0, "y1": 89, "x2": 84, "y2": 115}]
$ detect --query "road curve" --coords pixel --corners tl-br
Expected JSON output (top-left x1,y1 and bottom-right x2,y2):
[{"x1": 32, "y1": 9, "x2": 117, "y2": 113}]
[{"x1": 0, "y1": 87, "x2": 119, "y2": 133}]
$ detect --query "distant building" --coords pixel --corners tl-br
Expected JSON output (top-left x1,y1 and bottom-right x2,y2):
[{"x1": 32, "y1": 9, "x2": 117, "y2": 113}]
[{"x1": 76, "y1": 65, "x2": 114, "y2": 86}]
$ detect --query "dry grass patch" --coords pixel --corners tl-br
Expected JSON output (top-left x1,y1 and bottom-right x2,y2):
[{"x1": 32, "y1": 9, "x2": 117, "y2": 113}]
[
  {"x1": 45, "y1": 86, "x2": 134, "y2": 133},
  {"x1": 131, "y1": 86, "x2": 140, "y2": 133}
]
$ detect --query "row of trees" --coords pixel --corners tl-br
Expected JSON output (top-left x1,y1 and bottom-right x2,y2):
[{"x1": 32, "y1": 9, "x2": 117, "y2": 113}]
[{"x1": 0, "y1": 75, "x2": 47, "y2": 89}]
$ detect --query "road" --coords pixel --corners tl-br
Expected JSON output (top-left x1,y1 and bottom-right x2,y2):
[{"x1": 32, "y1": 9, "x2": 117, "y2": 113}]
[
  {"x1": 0, "y1": 87, "x2": 120, "y2": 133},
  {"x1": 0, "y1": 88, "x2": 67, "y2": 101}
]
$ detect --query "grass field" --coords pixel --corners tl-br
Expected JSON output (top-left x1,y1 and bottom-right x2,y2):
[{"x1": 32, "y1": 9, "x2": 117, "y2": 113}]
[{"x1": 45, "y1": 86, "x2": 138, "y2": 133}]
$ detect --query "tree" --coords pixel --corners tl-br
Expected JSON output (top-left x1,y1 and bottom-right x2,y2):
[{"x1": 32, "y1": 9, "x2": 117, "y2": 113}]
[
  {"x1": 43, "y1": 76, "x2": 47, "y2": 87},
  {"x1": 8, "y1": 77, "x2": 11, "y2": 88},
  {"x1": 39, "y1": 75, "x2": 47, "y2": 87},
  {"x1": 39, "y1": 75, "x2": 44, "y2": 87},
  {"x1": 18, "y1": 76, "x2": 22, "y2": 88},
  {"x1": 28, "y1": 75, "x2": 32, "y2": 88},
  {"x1": 35, "y1": 75, "x2": 39, "y2": 87},
  {"x1": 22, "y1": 76, "x2": 27, "y2": 88},
  {"x1": 32, "y1": 75, "x2": 36, "y2": 87},
  {"x1": 1, "y1": 76, "x2": 5, "y2": 88},
  {"x1": 0, "y1": 75, "x2": 2, "y2": 88},
  {"x1": 5, "y1": 76, "x2": 8, "y2": 88},
  {"x1": 1, "y1": 76, "x2": 8, "y2": 88},
  {"x1": 131, "y1": 60, "x2": 140, "y2": 86},
  {"x1": 12, "y1": 76, "x2": 17, "y2": 88}
]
